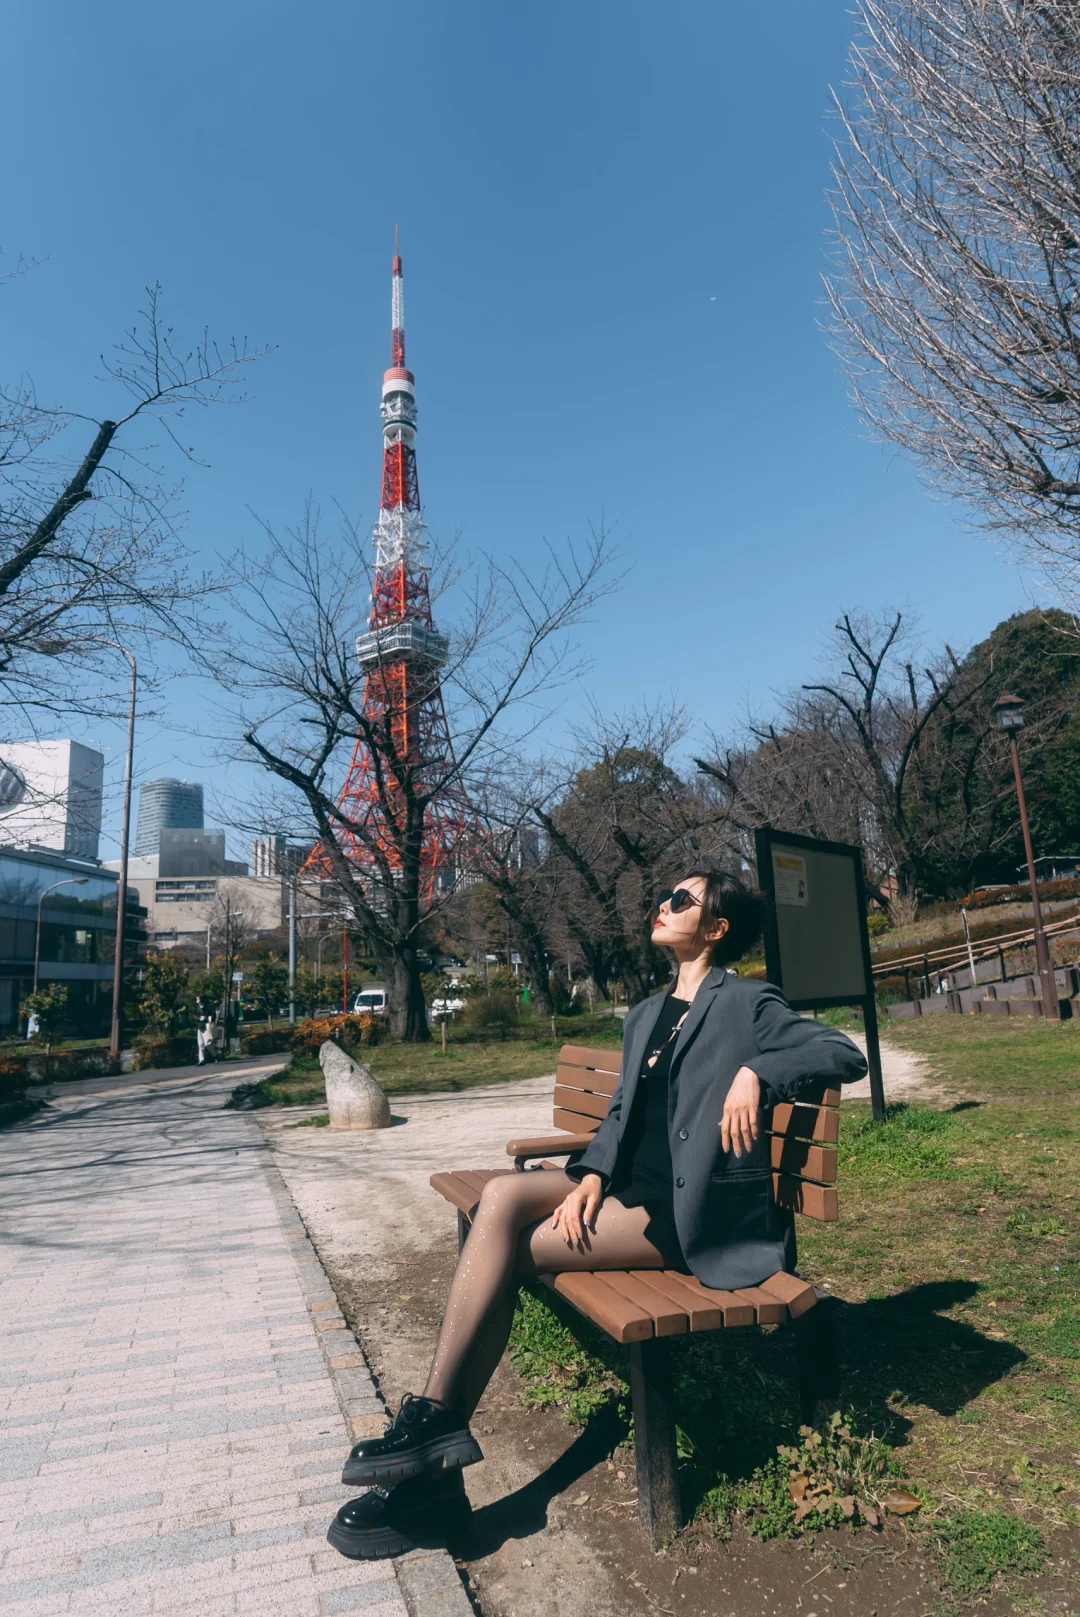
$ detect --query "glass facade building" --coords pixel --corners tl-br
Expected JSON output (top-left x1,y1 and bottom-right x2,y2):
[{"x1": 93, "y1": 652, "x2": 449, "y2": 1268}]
[
  {"x1": 0, "y1": 847, "x2": 138, "y2": 1034},
  {"x1": 135, "y1": 779, "x2": 204, "y2": 858}
]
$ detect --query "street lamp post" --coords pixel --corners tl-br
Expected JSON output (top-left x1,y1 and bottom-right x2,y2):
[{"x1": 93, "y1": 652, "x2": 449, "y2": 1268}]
[
  {"x1": 994, "y1": 691, "x2": 1058, "y2": 1020},
  {"x1": 33, "y1": 878, "x2": 89, "y2": 993},
  {"x1": 288, "y1": 874, "x2": 296, "y2": 1024}
]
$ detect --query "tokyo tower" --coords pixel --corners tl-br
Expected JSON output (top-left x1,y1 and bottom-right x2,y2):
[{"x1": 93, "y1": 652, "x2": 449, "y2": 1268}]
[{"x1": 306, "y1": 228, "x2": 469, "y2": 898}]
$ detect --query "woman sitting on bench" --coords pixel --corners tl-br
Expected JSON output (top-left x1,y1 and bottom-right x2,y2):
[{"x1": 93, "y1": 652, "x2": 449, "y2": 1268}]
[{"x1": 329, "y1": 870, "x2": 867, "y2": 1559}]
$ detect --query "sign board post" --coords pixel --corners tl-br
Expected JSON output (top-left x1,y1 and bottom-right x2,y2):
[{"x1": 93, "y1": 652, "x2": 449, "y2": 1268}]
[{"x1": 755, "y1": 827, "x2": 886, "y2": 1121}]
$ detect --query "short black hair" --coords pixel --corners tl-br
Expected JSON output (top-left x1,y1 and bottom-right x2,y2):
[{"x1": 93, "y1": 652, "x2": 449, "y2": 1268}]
[{"x1": 680, "y1": 870, "x2": 764, "y2": 965}]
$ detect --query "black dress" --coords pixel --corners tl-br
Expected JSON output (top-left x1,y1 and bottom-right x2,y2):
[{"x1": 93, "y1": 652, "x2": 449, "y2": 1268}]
[{"x1": 608, "y1": 993, "x2": 691, "y2": 1270}]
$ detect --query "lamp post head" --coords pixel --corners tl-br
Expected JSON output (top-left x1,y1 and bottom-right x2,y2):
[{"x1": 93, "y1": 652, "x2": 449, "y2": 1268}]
[{"x1": 994, "y1": 691, "x2": 1025, "y2": 732}]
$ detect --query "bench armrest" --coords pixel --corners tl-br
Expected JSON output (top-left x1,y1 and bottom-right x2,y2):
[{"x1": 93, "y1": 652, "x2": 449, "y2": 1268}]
[{"x1": 506, "y1": 1132, "x2": 595, "y2": 1169}]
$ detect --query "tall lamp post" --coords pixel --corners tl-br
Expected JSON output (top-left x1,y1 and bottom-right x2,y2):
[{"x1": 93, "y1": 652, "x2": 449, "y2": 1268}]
[
  {"x1": 33, "y1": 878, "x2": 89, "y2": 993},
  {"x1": 994, "y1": 691, "x2": 1058, "y2": 1020}
]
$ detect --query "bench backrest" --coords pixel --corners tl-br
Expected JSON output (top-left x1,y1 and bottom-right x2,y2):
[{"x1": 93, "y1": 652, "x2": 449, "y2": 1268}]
[{"x1": 554, "y1": 1042, "x2": 841, "y2": 1222}]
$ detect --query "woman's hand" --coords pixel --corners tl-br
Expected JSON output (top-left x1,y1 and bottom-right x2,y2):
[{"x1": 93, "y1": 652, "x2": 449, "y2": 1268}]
[
  {"x1": 720, "y1": 1066, "x2": 762, "y2": 1157},
  {"x1": 550, "y1": 1174, "x2": 604, "y2": 1246}
]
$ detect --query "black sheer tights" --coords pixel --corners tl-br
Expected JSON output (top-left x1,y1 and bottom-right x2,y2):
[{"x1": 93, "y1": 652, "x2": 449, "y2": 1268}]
[{"x1": 422, "y1": 1169, "x2": 668, "y2": 1419}]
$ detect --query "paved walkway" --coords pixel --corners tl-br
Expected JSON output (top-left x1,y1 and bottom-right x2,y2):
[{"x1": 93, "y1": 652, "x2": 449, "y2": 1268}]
[{"x1": 0, "y1": 1061, "x2": 430, "y2": 1617}]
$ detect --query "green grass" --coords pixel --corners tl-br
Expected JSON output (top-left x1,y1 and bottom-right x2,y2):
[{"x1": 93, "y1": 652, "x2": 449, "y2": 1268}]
[
  {"x1": 503, "y1": 1014, "x2": 1080, "y2": 1602},
  {"x1": 934, "y1": 1508, "x2": 1046, "y2": 1595},
  {"x1": 260, "y1": 1014, "x2": 624, "y2": 1104}
]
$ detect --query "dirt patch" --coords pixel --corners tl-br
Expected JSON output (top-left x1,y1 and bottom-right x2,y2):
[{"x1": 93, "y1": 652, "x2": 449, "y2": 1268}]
[{"x1": 844, "y1": 1032, "x2": 941, "y2": 1107}]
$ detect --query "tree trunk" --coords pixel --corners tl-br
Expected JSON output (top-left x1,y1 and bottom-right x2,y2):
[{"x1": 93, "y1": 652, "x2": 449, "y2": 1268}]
[
  {"x1": 522, "y1": 940, "x2": 552, "y2": 1017},
  {"x1": 388, "y1": 943, "x2": 432, "y2": 1043}
]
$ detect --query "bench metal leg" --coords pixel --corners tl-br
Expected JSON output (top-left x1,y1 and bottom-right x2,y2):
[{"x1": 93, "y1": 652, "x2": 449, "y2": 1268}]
[
  {"x1": 627, "y1": 1338, "x2": 681, "y2": 1547},
  {"x1": 794, "y1": 1293, "x2": 840, "y2": 1428},
  {"x1": 456, "y1": 1210, "x2": 470, "y2": 1253}
]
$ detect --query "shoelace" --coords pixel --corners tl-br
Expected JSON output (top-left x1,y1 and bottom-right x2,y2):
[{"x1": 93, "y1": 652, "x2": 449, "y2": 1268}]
[{"x1": 384, "y1": 1391, "x2": 422, "y2": 1434}]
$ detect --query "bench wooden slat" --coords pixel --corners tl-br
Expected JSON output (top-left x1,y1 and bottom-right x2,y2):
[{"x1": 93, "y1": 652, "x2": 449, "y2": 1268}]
[
  {"x1": 796, "y1": 1083, "x2": 841, "y2": 1109},
  {"x1": 772, "y1": 1173, "x2": 838, "y2": 1221},
  {"x1": 666, "y1": 1274, "x2": 756, "y2": 1326},
  {"x1": 558, "y1": 1045, "x2": 622, "y2": 1076},
  {"x1": 553, "y1": 1106, "x2": 602, "y2": 1135},
  {"x1": 429, "y1": 1171, "x2": 480, "y2": 1214},
  {"x1": 770, "y1": 1138, "x2": 838, "y2": 1184},
  {"x1": 732, "y1": 1285, "x2": 788, "y2": 1325},
  {"x1": 596, "y1": 1272, "x2": 689, "y2": 1336},
  {"x1": 546, "y1": 1271, "x2": 654, "y2": 1343},
  {"x1": 456, "y1": 1168, "x2": 500, "y2": 1202},
  {"x1": 555, "y1": 1062, "x2": 621, "y2": 1097},
  {"x1": 505, "y1": 1131, "x2": 596, "y2": 1159},
  {"x1": 758, "y1": 1271, "x2": 818, "y2": 1317},
  {"x1": 769, "y1": 1102, "x2": 841, "y2": 1145},
  {"x1": 553, "y1": 1084, "x2": 610, "y2": 1120},
  {"x1": 629, "y1": 1269, "x2": 725, "y2": 1331}
]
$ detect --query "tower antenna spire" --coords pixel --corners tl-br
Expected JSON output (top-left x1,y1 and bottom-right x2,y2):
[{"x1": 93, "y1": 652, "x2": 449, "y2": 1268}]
[{"x1": 391, "y1": 224, "x2": 405, "y2": 368}]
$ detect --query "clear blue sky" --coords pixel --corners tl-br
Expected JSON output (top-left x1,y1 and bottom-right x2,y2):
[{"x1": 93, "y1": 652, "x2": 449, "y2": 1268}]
[{"x1": 2, "y1": 0, "x2": 1033, "y2": 859}]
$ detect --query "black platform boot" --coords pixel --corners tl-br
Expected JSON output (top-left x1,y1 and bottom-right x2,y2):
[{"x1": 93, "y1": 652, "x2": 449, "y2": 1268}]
[
  {"x1": 328, "y1": 1468, "x2": 470, "y2": 1560},
  {"x1": 341, "y1": 1392, "x2": 483, "y2": 1487}
]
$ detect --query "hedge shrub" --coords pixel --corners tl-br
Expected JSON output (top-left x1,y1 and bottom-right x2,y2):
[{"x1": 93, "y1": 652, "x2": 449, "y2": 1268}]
[
  {"x1": 130, "y1": 1036, "x2": 200, "y2": 1071},
  {"x1": 289, "y1": 1013, "x2": 384, "y2": 1058},
  {"x1": 239, "y1": 1028, "x2": 295, "y2": 1056}
]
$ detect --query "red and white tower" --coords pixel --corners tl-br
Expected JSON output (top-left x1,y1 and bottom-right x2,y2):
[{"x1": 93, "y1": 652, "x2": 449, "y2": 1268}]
[{"x1": 308, "y1": 229, "x2": 468, "y2": 897}]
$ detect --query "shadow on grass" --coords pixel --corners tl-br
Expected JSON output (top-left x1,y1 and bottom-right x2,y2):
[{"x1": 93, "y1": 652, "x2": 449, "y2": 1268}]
[
  {"x1": 468, "y1": 1277, "x2": 1025, "y2": 1554},
  {"x1": 677, "y1": 1279, "x2": 1024, "y2": 1521}
]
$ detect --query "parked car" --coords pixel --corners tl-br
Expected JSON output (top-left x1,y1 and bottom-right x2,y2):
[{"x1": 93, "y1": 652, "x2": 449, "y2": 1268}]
[
  {"x1": 430, "y1": 996, "x2": 465, "y2": 1018},
  {"x1": 351, "y1": 988, "x2": 388, "y2": 1016}
]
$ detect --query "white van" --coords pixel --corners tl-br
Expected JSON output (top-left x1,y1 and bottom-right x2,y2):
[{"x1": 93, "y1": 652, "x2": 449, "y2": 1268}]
[{"x1": 351, "y1": 988, "x2": 387, "y2": 1016}]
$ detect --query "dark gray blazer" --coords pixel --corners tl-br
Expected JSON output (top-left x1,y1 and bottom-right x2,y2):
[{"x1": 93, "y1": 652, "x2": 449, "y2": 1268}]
[{"x1": 569, "y1": 968, "x2": 868, "y2": 1290}]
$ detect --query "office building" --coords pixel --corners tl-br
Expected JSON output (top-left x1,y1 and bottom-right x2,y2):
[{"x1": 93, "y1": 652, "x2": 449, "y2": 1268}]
[
  {"x1": 0, "y1": 741, "x2": 105, "y2": 862},
  {"x1": 252, "y1": 836, "x2": 317, "y2": 878},
  {"x1": 0, "y1": 846, "x2": 127, "y2": 1033},
  {"x1": 135, "y1": 779, "x2": 204, "y2": 857}
]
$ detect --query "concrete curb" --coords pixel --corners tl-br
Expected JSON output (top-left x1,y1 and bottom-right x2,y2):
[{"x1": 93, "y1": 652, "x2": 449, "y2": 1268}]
[{"x1": 258, "y1": 1149, "x2": 475, "y2": 1617}]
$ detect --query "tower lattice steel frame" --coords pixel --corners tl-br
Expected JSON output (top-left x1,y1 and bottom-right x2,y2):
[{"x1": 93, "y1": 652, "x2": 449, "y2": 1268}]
[{"x1": 304, "y1": 230, "x2": 469, "y2": 898}]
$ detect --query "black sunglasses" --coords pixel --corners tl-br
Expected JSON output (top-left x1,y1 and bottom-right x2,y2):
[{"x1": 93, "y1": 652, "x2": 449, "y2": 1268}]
[{"x1": 655, "y1": 888, "x2": 701, "y2": 914}]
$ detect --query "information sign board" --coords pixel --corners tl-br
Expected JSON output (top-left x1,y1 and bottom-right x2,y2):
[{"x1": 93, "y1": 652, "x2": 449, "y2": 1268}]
[{"x1": 755, "y1": 827, "x2": 885, "y2": 1119}]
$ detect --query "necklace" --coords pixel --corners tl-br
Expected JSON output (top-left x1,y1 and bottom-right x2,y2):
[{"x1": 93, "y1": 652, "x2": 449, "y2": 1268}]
[{"x1": 645, "y1": 1003, "x2": 690, "y2": 1070}]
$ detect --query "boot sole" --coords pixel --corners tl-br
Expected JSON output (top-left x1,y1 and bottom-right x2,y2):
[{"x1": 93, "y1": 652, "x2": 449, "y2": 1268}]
[
  {"x1": 327, "y1": 1517, "x2": 413, "y2": 1560},
  {"x1": 340, "y1": 1432, "x2": 482, "y2": 1487},
  {"x1": 327, "y1": 1498, "x2": 471, "y2": 1561}
]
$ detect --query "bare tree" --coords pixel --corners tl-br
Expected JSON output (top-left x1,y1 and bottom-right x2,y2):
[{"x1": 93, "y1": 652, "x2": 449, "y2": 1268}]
[
  {"x1": 1, "y1": 282, "x2": 265, "y2": 721},
  {"x1": 218, "y1": 509, "x2": 616, "y2": 1040},
  {"x1": 537, "y1": 705, "x2": 733, "y2": 1005},
  {"x1": 467, "y1": 768, "x2": 563, "y2": 1016},
  {"x1": 697, "y1": 608, "x2": 1075, "y2": 910},
  {"x1": 826, "y1": 1, "x2": 1080, "y2": 583}
]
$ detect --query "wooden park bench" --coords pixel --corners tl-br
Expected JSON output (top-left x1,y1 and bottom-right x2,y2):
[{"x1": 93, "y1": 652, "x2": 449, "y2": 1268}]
[{"x1": 430, "y1": 1043, "x2": 843, "y2": 1545}]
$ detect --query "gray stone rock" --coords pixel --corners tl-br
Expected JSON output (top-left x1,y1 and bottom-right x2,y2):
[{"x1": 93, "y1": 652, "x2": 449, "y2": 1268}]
[{"x1": 319, "y1": 1040, "x2": 391, "y2": 1130}]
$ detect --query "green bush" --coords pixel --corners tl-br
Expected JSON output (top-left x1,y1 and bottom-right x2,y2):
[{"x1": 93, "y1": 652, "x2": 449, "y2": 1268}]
[
  {"x1": 460, "y1": 988, "x2": 520, "y2": 1039},
  {"x1": 699, "y1": 1413, "x2": 899, "y2": 1540},
  {"x1": 20, "y1": 984, "x2": 70, "y2": 1045},
  {"x1": 137, "y1": 951, "x2": 191, "y2": 1037},
  {"x1": 130, "y1": 1036, "x2": 199, "y2": 1071},
  {"x1": 240, "y1": 1028, "x2": 294, "y2": 1056}
]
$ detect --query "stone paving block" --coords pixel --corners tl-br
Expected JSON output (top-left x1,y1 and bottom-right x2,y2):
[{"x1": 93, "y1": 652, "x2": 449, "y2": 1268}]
[
  {"x1": 0, "y1": 1068, "x2": 423, "y2": 1617},
  {"x1": 321, "y1": 1587, "x2": 410, "y2": 1613}
]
